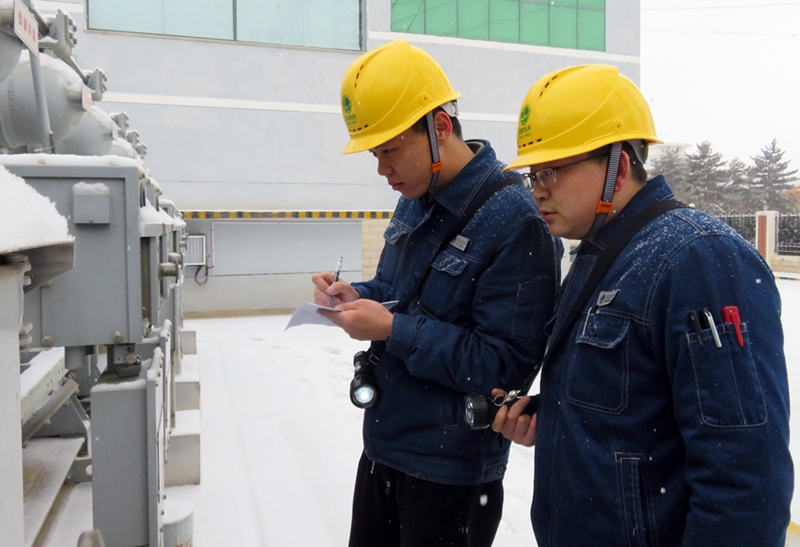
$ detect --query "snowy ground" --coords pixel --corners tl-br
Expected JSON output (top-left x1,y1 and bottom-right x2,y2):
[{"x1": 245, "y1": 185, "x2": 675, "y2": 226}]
[
  {"x1": 168, "y1": 313, "x2": 537, "y2": 547},
  {"x1": 42, "y1": 278, "x2": 800, "y2": 546}
]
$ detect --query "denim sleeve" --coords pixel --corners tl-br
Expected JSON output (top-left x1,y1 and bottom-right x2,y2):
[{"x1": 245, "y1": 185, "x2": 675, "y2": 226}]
[
  {"x1": 652, "y1": 234, "x2": 793, "y2": 546},
  {"x1": 387, "y1": 217, "x2": 558, "y2": 395}
]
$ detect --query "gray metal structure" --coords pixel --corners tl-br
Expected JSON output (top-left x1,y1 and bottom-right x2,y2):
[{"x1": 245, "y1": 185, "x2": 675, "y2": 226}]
[{"x1": 0, "y1": 1, "x2": 195, "y2": 545}]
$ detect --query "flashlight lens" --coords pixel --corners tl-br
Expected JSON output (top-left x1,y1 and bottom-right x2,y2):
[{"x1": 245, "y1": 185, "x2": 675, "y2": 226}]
[
  {"x1": 465, "y1": 399, "x2": 475, "y2": 427},
  {"x1": 354, "y1": 386, "x2": 375, "y2": 405}
]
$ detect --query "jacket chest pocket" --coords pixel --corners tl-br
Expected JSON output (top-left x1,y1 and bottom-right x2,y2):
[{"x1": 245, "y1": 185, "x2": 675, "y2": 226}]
[
  {"x1": 687, "y1": 322, "x2": 766, "y2": 427},
  {"x1": 419, "y1": 250, "x2": 469, "y2": 322},
  {"x1": 567, "y1": 311, "x2": 630, "y2": 414}
]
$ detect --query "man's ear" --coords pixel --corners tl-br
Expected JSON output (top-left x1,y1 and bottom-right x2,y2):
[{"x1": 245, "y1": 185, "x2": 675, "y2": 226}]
[
  {"x1": 433, "y1": 110, "x2": 453, "y2": 143},
  {"x1": 614, "y1": 150, "x2": 632, "y2": 193}
]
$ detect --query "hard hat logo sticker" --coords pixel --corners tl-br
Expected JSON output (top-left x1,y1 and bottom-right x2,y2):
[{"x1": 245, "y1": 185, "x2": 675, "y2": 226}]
[
  {"x1": 342, "y1": 95, "x2": 357, "y2": 126},
  {"x1": 518, "y1": 103, "x2": 532, "y2": 139},
  {"x1": 520, "y1": 104, "x2": 530, "y2": 126}
]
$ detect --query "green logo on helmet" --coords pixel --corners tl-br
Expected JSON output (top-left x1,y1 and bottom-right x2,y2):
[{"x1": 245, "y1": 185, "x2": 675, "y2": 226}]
[
  {"x1": 520, "y1": 104, "x2": 531, "y2": 127},
  {"x1": 342, "y1": 95, "x2": 358, "y2": 127}
]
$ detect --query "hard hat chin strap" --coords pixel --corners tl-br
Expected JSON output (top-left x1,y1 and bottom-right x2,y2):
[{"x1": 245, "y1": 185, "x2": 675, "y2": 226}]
[
  {"x1": 584, "y1": 142, "x2": 622, "y2": 240},
  {"x1": 425, "y1": 110, "x2": 443, "y2": 193}
]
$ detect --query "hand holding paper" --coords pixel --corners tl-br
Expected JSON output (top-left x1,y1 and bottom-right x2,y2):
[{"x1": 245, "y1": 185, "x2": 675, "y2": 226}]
[{"x1": 285, "y1": 300, "x2": 398, "y2": 332}]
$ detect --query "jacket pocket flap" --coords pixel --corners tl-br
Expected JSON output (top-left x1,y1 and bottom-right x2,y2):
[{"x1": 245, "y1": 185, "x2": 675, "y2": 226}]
[
  {"x1": 432, "y1": 252, "x2": 469, "y2": 276},
  {"x1": 576, "y1": 312, "x2": 629, "y2": 349},
  {"x1": 384, "y1": 220, "x2": 410, "y2": 244}
]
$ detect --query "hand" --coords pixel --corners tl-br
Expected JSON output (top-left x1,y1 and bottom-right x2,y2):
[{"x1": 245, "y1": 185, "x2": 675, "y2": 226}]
[
  {"x1": 490, "y1": 389, "x2": 537, "y2": 447},
  {"x1": 312, "y1": 272, "x2": 360, "y2": 306},
  {"x1": 317, "y1": 299, "x2": 393, "y2": 341}
]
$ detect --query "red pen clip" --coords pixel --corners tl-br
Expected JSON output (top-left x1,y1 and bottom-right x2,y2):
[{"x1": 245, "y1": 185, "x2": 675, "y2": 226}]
[{"x1": 721, "y1": 306, "x2": 744, "y2": 347}]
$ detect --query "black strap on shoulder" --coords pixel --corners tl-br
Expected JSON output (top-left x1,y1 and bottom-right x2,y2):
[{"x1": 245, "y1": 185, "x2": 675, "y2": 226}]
[
  {"x1": 395, "y1": 176, "x2": 522, "y2": 315},
  {"x1": 509, "y1": 199, "x2": 687, "y2": 394},
  {"x1": 542, "y1": 198, "x2": 687, "y2": 365}
]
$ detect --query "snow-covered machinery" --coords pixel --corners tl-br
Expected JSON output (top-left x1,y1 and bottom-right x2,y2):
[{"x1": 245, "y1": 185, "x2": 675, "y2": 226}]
[{"x1": 0, "y1": 2, "x2": 196, "y2": 547}]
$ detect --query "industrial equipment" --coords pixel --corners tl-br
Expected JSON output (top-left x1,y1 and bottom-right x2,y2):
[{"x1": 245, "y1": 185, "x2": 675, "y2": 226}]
[{"x1": 0, "y1": 2, "x2": 197, "y2": 546}]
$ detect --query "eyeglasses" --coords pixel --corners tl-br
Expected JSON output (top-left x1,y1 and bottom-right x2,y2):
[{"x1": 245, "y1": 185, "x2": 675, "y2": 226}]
[{"x1": 520, "y1": 152, "x2": 609, "y2": 191}]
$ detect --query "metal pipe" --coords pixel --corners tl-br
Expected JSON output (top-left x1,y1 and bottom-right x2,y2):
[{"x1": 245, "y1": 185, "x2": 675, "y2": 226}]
[{"x1": 28, "y1": 50, "x2": 53, "y2": 153}]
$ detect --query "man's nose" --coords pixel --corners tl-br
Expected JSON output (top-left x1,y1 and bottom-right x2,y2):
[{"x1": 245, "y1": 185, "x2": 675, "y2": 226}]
[
  {"x1": 532, "y1": 185, "x2": 549, "y2": 201},
  {"x1": 376, "y1": 157, "x2": 393, "y2": 177}
]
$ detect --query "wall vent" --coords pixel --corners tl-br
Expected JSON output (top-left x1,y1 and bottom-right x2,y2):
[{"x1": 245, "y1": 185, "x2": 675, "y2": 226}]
[{"x1": 185, "y1": 235, "x2": 207, "y2": 266}]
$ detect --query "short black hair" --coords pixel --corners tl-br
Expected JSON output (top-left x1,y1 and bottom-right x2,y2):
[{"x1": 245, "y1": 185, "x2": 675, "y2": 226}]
[
  {"x1": 410, "y1": 106, "x2": 463, "y2": 140},
  {"x1": 622, "y1": 141, "x2": 648, "y2": 183},
  {"x1": 594, "y1": 142, "x2": 648, "y2": 183}
]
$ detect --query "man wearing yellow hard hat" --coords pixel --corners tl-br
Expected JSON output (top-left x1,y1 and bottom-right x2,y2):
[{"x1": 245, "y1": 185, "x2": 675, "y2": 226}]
[
  {"x1": 492, "y1": 64, "x2": 792, "y2": 546},
  {"x1": 312, "y1": 40, "x2": 559, "y2": 546}
]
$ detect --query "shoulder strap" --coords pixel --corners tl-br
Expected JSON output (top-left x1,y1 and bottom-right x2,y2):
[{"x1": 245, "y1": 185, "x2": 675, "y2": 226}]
[
  {"x1": 395, "y1": 176, "x2": 521, "y2": 314},
  {"x1": 542, "y1": 199, "x2": 687, "y2": 365},
  {"x1": 506, "y1": 199, "x2": 687, "y2": 393}
]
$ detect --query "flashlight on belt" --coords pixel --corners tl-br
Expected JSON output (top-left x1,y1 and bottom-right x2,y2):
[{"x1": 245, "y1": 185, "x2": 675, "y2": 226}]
[
  {"x1": 350, "y1": 350, "x2": 379, "y2": 408},
  {"x1": 463, "y1": 391, "x2": 540, "y2": 430}
]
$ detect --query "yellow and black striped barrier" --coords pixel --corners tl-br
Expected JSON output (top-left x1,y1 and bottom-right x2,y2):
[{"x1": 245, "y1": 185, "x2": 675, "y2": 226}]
[
  {"x1": 183, "y1": 210, "x2": 393, "y2": 220},
  {"x1": 775, "y1": 275, "x2": 800, "y2": 282}
]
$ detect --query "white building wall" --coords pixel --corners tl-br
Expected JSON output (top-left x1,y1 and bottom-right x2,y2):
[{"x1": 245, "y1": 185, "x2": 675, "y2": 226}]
[{"x1": 43, "y1": 0, "x2": 642, "y2": 312}]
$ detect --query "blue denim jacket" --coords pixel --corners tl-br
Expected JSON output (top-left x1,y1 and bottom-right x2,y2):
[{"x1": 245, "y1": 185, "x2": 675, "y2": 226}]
[
  {"x1": 352, "y1": 140, "x2": 560, "y2": 485},
  {"x1": 533, "y1": 176, "x2": 793, "y2": 546}
]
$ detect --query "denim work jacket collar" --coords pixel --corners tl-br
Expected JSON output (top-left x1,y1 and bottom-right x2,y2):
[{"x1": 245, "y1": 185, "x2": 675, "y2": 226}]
[
  {"x1": 428, "y1": 140, "x2": 500, "y2": 218},
  {"x1": 578, "y1": 174, "x2": 672, "y2": 256}
]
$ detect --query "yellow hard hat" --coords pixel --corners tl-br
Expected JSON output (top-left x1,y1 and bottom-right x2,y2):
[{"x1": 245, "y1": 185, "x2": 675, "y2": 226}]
[
  {"x1": 505, "y1": 64, "x2": 661, "y2": 171},
  {"x1": 340, "y1": 40, "x2": 461, "y2": 154}
]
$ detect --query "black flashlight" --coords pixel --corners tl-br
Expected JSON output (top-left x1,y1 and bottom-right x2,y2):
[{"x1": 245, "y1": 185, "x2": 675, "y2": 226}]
[
  {"x1": 463, "y1": 392, "x2": 540, "y2": 430},
  {"x1": 350, "y1": 350, "x2": 379, "y2": 408}
]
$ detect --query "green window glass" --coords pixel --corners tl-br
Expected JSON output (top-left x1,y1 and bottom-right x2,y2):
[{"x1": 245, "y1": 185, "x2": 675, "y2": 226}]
[
  {"x1": 520, "y1": 1, "x2": 549, "y2": 46},
  {"x1": 392, "y1": 0, "x2": 425, "y2": 34},
  {"x1": 457, "y1": 0, "x2": 488, "y2": 41},
  {"x1": 489, "y1": 0, "x2": 519, "y2": 44},
  {"x1": 426, "y1": 0, "x2": 457, "y2": 37},
  {"x1": 87, "y1": 0, "x2": 361, "y2": 50},
  {"x1": 549, "y1": 5, "x2": 577, "y2": 49},
  {"x1": 88, "y1": 0, "x2": 233, "y2": 39},
  {"x1": 237, "y1": 0, "x2": 360, "y2": 50},
  {"x1": 577, "y1": 8, "x2": 605, "y2": 51},
  {"x1": 390, "y1": 0, "x2": 604, "y2": 52}
]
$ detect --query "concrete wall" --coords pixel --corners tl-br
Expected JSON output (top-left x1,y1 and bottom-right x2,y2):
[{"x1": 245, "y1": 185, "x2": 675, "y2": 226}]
[
  {"x1": 43, "y1": 0, "x2": 642, "y2": 313},
  {"x1": 362, "y1": 218, "x2": 391, "y2": 281}
]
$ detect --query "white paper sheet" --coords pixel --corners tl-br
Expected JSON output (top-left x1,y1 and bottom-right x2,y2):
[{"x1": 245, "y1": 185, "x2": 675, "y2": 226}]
[{"x1": 284, "y1": 301, "x2": 399, "y2": 330}]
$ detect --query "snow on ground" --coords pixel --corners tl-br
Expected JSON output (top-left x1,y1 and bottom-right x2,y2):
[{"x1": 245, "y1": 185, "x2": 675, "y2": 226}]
[
  {"x1": 165, "y1": 313, "x2": 537, "y2": 547},
  {"x1": 42, "y1": 278, "x2": 800, "y2": 547}
]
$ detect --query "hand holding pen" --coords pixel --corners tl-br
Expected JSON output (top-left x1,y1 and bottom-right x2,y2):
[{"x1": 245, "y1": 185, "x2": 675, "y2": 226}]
[
  {"x1": 311, "y1": 257, "x2": 361, "y2": 306},
  {"x1": 328, "y1": 257, "x2": 343, "y2": 305}
]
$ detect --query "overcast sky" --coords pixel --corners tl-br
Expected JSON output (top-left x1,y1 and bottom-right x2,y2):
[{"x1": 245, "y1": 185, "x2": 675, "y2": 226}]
[{"x1": 640, "y1": 1, "x2": 800, "y2": 173}]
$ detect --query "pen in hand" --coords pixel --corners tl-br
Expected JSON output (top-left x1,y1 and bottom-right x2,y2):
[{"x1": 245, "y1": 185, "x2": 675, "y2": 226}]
[{"x1": 328, "y1": 257, "x2": 343, "y2": 305}]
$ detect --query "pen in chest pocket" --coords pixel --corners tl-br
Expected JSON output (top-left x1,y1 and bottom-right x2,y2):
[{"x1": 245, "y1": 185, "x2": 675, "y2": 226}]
[
  {"x1": 688, "y1": 310, "x2": 704, "y2": 346},
  {"x1": 722, "y1": 305, "x2": 745, "y2": 347},
  {"x1": 581, "y1": 290, "x2": 619, "y2": 336},
  {"x1": 702, "y1": 308, "x2": 722, "y2": 348}
]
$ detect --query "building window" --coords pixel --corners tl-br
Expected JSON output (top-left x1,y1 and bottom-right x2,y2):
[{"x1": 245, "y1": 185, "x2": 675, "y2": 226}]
[
  {"x1": 391, "y1": 0, "x2": 605, "y2": 51},
  {"x1": 87, "y1": 0, "x2": 362, "y2": 51}
]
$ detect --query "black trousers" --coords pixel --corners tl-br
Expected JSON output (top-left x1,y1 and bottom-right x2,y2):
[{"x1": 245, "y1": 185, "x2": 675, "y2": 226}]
[{"x1": 348, "y1": 451, "x2": 504, "y2": 547}]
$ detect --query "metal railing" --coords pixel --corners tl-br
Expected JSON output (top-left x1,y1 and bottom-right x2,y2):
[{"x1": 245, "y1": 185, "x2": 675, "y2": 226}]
[
  {"x1": 777, "y1": 213, "x2": 800, "y2": 256},
  {"x1": 716, "y1": 214, "x2": 756, "y2": 245}
]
